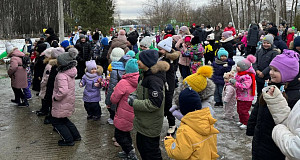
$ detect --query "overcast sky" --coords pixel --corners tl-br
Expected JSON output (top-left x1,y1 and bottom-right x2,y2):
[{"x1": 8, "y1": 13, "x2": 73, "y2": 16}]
[{"x1": 116, "y1": 0, "x2": 209, "y2": 19}]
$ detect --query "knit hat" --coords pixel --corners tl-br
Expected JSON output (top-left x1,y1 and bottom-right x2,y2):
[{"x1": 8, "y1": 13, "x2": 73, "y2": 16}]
[
  {"x1": 179, "y1": 26, "x2": 190, "y2": 35},
  {"x1": 42, "y1": 47, "x2": 53, "y2": 58},
  {"x1": 293, "y1": 36, "x2": 300, "y2": 49},
  {"x1": 92, "y1": 32, "x2": 100, "y2": 41},
  {"x1": 79, "y1": 34, "x2": 86, "y2": 40},
  {"x1": 183, "y1": 65, "x2": 214, "y2": 93},
  {"x1": 229, "y1": 22, "x2": 233, "y2": 26},
  {"x1": 125, "y1": 59, "x2": 139, "y2": 73},
  {"x1": 172, "y1": 35, "x2": 182, "y2": 42},
  {"x1": 207, "y1": 33, "x2": 215, "y2": 40},
  {"x1": 237, "y1": 55, "x2": 256, "y2": 71},
  {"x1": 110, "y1": 47, "x2": 125, "y2": 62},
  {"x1": 166, "y1": 24, "x2": 173, "y2": 31},
  {"x1": 184, "y1": 36, "x2": 192, "y2": 42},
  {"x1": 118, "y1": 30, "x2": 127, "y2": 42},
  {"x1": 57, "y1": 48, "x2": 78, "y2": 66},
  {"x1": 139, "y1": 49, "x2": 159, "y2": 68},
  {"x1": 179, "y1": 88, "x2": 202, "y2": 115},
  {"x1": 139, "y1": 36, "x2": 152, "y2": 48},
  {"x1": 126, "y1": 50, "x2": 135, "y2": 58},
  {"x1": 36, "y1": 43, "x2": 47, "y2": 53},
  {"x1": 262, "y1": 34, "x2": 274, "y2": 45},
  {"x1": 217, "y1": 48, "x2": 228, "y2": 59},
  {"x1": 60, "y1": 40, "x2": 70, "y2": 49},
  {"x1": 45, "y1": 28, "x2": 54, "y2": 35},
  {"x1": 86, "y1": 60, "x2": 97, "y2": 72},
  {"x1": 268, "y1": 27, "x2": 278, "y2": 36},
  {"x1": 222, "y1": 31, "x2": 233, "y2": 39},
  {"x1": 270, "y1": 49, "x2": 299, "y2": 83},
  {"x1": 5, "y1": 42, "x2": 18, "y2": 54},
  {"x1": 157, "y1": 37, "x2": 172, "y2": 52},
  {"x1": 51, "y1": 47, "x2": 65, "y2": 58},
  {"x1": 288, "y1": 28, "x2": 294, "y2": 33}
]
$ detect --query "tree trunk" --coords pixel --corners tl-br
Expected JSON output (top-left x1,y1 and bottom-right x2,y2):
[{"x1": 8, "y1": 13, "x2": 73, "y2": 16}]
[
  {"x1": 296, "y1": 0, "x2": 299, "y2": 21},
  {"x1": 291, "y1": 0, "x2": 295, "y2": 25},
  {"x1": 241, "y1": 0, "x2": 246, "y2": 29},
  {"x1": 58, "y1": 0, "x2": 64, "y2": 41},
  {"x1": 221, "y1": 0, "x2": 224, "y2": 25},
  {"x1": 247, "y1": 0, "x2": 251, "y2": 25},
  {"x1": 283, "y1": 0, "x2": 287, "y2": 21},
  {"x1": 252, "y1": 0, "x2": 257, "y2": 23},
  {"x1": 229, "y1": 0, "x2": 235, "y2": 27},
  {"x1": 236, "y1": 0, "x2": 240, "y2": 30},
  {"x1": 258, "y1": 0, "x2": 263, "y2": 23}
]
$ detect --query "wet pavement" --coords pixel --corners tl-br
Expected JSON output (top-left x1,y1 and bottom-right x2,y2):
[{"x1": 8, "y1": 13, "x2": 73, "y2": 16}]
[{"x1": 0, "y1": 57, "x2": 252, "y2": 160}]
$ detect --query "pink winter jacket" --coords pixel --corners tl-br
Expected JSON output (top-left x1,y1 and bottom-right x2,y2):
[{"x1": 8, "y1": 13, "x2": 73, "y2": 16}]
[
  {"x1": 222, "y1": 83, "x2": 237, "y2": 106},
  {"x1": 235, "y1": 67, "x2": 256, "y2": 101},
  {"x1": 52, "y1": 67, "x2": 77, "y2": 118},
  {"x1": 7, "y1": 49, "x2": 28, "y2": 89},
  {"x1": 111, "y1": 72, "x2": 139, "y2": 132},
  {"x1": 241, "y1": 36, "x2": 248, "y2": 47},
  {"x1": 39, "y1": 63, "x2": 52, "y2": 99}
]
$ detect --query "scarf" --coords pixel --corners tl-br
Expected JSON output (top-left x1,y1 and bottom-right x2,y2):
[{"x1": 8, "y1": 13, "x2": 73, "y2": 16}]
[
  {"x1": 215, "y1": 58, "x2": 228, "y2": 65},
  {"x1": 237, "y1": 70, "x2": 256, "y2": 96}
]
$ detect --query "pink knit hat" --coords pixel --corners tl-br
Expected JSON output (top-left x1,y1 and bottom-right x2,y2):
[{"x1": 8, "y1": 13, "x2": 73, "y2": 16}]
[
  {"x1": 118, "y1": 30, "x2": 127, "y2": 42},
  {"x1": 237, "y1": 55, "x2": 256, "y2": 71},
  {"x1": 222, "y1": 31, "x2": 233, "y2": 39},
  {"x1": 270, "y1": 49, "x2": 299, "y2": 83}
]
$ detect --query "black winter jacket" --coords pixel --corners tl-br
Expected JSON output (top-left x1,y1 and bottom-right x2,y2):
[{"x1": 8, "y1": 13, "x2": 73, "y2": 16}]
[
  {"x1": 247, "y1": 25, "x2": 259, "y2": 46},
  {"x1": 46, "y1": 34, "x2": 59, "y2": 45},
  {"x1": 221, "y1": 39, "x2": 235, "y2": 59},
  {"x1": 192, "y1": 28, "x2": 206, "y2": 42},
  {"x1": 44, "y1": 65, "x2": 58, "y2": 102},
  {"x1": 252, "y1": 46, "x2": 279, "y2": 83},
  {"x1": 32, "y1": 55, "x2": 46, "y2": 91},
  {"x1": 75, "y1": 41, "x2": 92, "y2": 62}
]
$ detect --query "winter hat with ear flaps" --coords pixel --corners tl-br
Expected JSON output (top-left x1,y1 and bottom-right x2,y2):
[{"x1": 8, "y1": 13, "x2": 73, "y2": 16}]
[
  {"x1": 237, "y1": 55, "x2": 256, "y2": 71},
  {"x1": 158, "y1": 37, "x2": 173, "y2": 52},
  {"x1": 179, "y1": 88, "x2": 202, "y2": 115},
  {"x1": 262, "y1": 34, "x2": 274, "y2": 45},
  {"x1": 270, "y1": 49, "x2": 299, "y2": 83},
  {"x1": 183, "y1": 65, "x2": 214, "y2": 93},
  {"x1": 57, "y1": 48, "x2": 78, "y2": 66}
]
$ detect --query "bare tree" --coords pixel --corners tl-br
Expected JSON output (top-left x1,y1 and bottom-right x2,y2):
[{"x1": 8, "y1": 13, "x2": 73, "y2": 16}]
[{"x1": 291, "y1": 0, "x2": 295, "y2": 25}]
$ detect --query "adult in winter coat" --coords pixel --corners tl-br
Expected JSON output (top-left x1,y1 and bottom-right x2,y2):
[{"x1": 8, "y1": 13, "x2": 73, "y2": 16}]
[
  {"x1": 220, "y1": 31, "x2": 235, "y2": 59},
  {"x1": 96, "y1": 35, "x2": 109, "y2": 77},
  {"x1": 6, "y1": 43, "x2": 29, "y2": 107},
  {"x1": 127, "y1": 27, "x2": 139, "y2": 53},
  {"x1": 252, "y1": 35, "x2": 279, "y2": 97},
  {"x1": 192, "y1": 25, "x2": 207, "y2": 43},
  {"x1": 263, "y1": 87, "x2": 300, "y2": 160},
  {"x1": 110, "y1": 59, "x2": 139, "y2": 159},
  {"x1": 32, "y1": 43, "x2": 47, "y2": 92},
  {"x1": 164, "y1": 88, "x2": 219, "y2": 160},
  {"x1": 286, "y1": 28, "x2": 295, "y2": 48},
  {"x1": 224, "y1": 22, "x2": 236, "y2": 36},
  {"x1": 52, "y1": 48, "x2": 81, "y2": 146},
  {"x1": 157, "y1": 37, "x2": 181, "y2": 134},
  {"x1": 45, "y1": 28, "x2": 59, "y2": 46},
  {"x1": 213, "y1": 25, "x2": 223, "y2": 42},
  {"x1": 128, "y1": 50, "x2": 170, "y2": 160},
  {"x1": 247, "y1": 50, "x2": 300, "y2": 160},
  {"x1": 75, "y1": 35, "x2": 92, "y2": 79},
  {"x1": 247, "y1": 24, "x2": 260, "y2": 55},
  {"x1": 268, "y1": 27, "x2": 288, "y2": 53},
  {"x1": 107, "y1": 38, "x2": 130, "y2": 63}
]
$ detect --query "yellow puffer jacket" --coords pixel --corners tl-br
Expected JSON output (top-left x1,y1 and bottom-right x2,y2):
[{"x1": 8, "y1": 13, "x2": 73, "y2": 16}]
[{"x1": 164, "y1": 107, "x2": 219, "y2": 160}]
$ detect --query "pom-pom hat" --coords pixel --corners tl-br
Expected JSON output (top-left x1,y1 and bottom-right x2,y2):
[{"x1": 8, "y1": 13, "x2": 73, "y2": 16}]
[
  {"x1": 57, "y1": 48, "x2": 78, "y2": 66},
  {"x1": 237, "y1": 55, "x2": 256, "y2": 71}
]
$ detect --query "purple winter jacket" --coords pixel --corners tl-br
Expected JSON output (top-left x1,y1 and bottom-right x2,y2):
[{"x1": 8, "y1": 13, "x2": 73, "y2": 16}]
[
  {"x1": 111, "y1": 72, "x2": 139, "y2": 132},
  {"x1": 81, "y1": 72, "x2": 102, "y2": 102},
  {"x1": 52, "y1": 66, "x2": 77, "y2": 118}
]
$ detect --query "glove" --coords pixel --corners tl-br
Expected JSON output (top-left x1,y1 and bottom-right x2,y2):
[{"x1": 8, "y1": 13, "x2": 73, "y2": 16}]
[
  {"x1": 208, "y1": 61, "x2": 212, "y2": 65},
  {"x1": 172, "y1": 110, "x2": 184, "y2": 121},
  {"x1": 223, "y1": 64, "x2": 228, "y2": 67},
  {"x1": 169, "y1": 105, "x2": 178, "y2": 113},
  {"x1": 128, "y1": 93, "x2": 138, "y2": 106},
  {"x1": 229, "y1": 78, "x2": 236, "y2": 85}
]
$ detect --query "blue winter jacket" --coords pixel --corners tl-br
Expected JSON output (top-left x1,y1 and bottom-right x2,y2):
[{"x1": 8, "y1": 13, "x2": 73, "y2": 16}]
[{"x1": 211, "y1": 58, "x2": 235, "y2": 85}]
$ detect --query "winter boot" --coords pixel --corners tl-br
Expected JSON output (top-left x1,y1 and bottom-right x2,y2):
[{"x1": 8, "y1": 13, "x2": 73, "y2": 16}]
[
  {"x1": 11, "y1": 99, "x2": 19, "y2": 104},
  {"x1": 126, "y1": 150, "x2": 138, "y2": 160},
  {"x1": 58, "y1": 140, "x2": 75, "y2": 146},
  {"x1": 118, "y1": 151, "x2": 127, "y2": 158},
  {"x1": 18, "y1": 99, "x2": 29, "y2": 107}
]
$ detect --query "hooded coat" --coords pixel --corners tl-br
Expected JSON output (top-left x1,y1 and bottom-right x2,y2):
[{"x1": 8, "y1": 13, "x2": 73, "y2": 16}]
[
  {"x1": 132, "y1": 61, "x2": 170, "y2": 137},
  {"x1": 7, "y1": 49, "x2": 28, "y2": 89},
  {"x1": 164, "y1": 108, "x2": 219, "y2": 160},
  {"x1": 274, "y1": 36, "x2": 288, "y2": 53},
  {"x1": 192, "y1": 27, "x2": 206, "y2": 42},
  {"x1": 51, "y1": 62, "x2": 77, "y2": 118},
  {"x1": 111, "y1": 72, "x2": 139, "y2": 132},
  {"x1": 247, "y1": 25, "x2": 260, "y2": 46},
  {"x1": 39, "y1": 63, "x2": 52, "y2": 99}
]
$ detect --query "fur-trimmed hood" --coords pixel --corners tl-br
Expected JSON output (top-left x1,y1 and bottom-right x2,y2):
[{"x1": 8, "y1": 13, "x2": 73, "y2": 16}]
[
  {"x1": 165, "y1": 50, "x2": 180, "y2": 61},
  {"x1": 150, "y1": 61, "x2": 170, "y2": 74},
  {"x1": 49, "y1": 59, "x2": 58, "y2": 66},
  {"x1": 220, "y1": 36, "x2": 234, "y2": 43},
  {"x1": 43, "y1": 57, "x2": 54, "y2": 64},
  {"x1": 57, "y1": 61, "x2": 77, "y2": 73}
]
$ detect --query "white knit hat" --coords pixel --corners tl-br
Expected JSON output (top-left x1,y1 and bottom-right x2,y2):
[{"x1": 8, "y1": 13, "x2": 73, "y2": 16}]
[
  {"x1": 158, "y1": 37, "x2": 172, "y2": 52},
  {"x1": 110, "y1": 47, "x2": 125, "y2": 62},
  {"x1": 139, "y1": 36, "x2": 152, "y2": 48},
  {"x1": 5, "y1": 42, "x2": 18, "y2": 55}
]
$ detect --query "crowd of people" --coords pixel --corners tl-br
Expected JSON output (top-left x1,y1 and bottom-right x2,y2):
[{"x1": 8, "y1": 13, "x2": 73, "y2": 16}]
[{"x1": 4, "y1": 20, "x2": 300, "y2": 160}]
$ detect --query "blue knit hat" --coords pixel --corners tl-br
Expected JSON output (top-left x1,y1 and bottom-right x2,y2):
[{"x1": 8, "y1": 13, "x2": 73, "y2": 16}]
[
  {"x1": 125, "y1": 59, "x2": 139, "y2": 73},
  {"x1": 126, "y1": 50, "x2": 135, "y2": 58},
  {"x1": 60, "y1": 40, "x2": 70, "y2": 49},
  {"x1": 217, "y1": 48, "x2": 228, "y2": 59},
  {"x1": 179, "y1": 88, "x2": 202, "y2": 115}
]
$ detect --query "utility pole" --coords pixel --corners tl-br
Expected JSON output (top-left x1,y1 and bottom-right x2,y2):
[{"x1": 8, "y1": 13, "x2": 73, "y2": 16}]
[
  {"x1": 276, "y1": 0, "x2": 280, "y2": 27},
  {"x1": 58, "y1": 0, "x2": 64, "y2": 42}
]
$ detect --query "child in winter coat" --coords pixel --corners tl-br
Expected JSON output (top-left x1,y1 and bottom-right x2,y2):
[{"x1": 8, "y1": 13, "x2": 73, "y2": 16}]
[
  {"x1": 204, "y1": 33, "x2": 217, "y2": 65},
  {"x1": 32, "y1": 43, "x2": 47, "y2": 92},
  {"x1": 230, "y1": 55, "x2": 256, "y2": 130},
  {"x1": 157, "y1": 37, "x2": 181, "y2": 135},
  {"x1": 286, "y1": 28, "x2": 295, "y2": 48},
  {"x1": 220, "y1": 31, "x2": 235, "y2": 59},
  {"x1": 253, "y1": 35, "x2": 279, "y2": 97},
  {"x1": 110, "y1": 59, "x2": 139, "y2": 160},
  {"x1": 211, "y1": 48, "x2": 235, "y2": 107},
  {"x1": 127, "y1": 50, "x2": 170, "y2": 160},
  {"x1": 176, "y1": 35, "x2": 193, "y2": 79},
  {"x1": 164, "y1": 88, "x2": 219, "y2": 160},
  {"x1": 52, "y1": 48, "x2": 81, "y2": 146},
  {"x1": 247, "y1": 49, "x2": 300, "y2": 160},
  {"x1": 79, "y1": 60, "x2": 103, "y2": 120},
  {"x1": 222, "y1": 71, "x2": 236, "y2": 120},
  {"x1": 6, "y1": 43, "x2": 29, "y2": 107},
  {"x1": 105, "y1": 47, "x2": 126, "y2": 125}
]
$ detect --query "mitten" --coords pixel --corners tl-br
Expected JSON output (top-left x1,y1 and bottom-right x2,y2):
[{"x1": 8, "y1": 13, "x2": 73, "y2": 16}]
[
  {"x1": 172, "y1": 110, "x2": 184, "y2": 121},
  {"x1": 169, "y1": 105, "x2": 178, "y2": 113},
  {"x1": 128, "y1": 93, "x2": 138, "y2": 106}
]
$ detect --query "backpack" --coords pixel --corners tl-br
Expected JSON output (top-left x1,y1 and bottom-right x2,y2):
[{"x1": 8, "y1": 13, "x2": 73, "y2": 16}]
[{"x1": 18, "y1": 56, "x2": 30, "y2": 68}]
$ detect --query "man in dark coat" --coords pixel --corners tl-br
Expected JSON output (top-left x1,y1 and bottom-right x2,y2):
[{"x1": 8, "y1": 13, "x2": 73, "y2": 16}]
[
  {"x1": 45, "y1": 28, "x2": 59, "y2": 47},
  {"x1": 75, "y1": 35, "x2": 92, "y2": 79},
  {"x1": 192, "y1": 25, "x2": 206, "y2": 44},
  {"x1": 247, "y1": 24, "x2": 259, "y2": 55},
  {"x1": 268, "y1": 27, "x2": 288, "y2": 53},
  {"x1": 126, "y1": 27, "x2": 139, "y2": 53}
]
